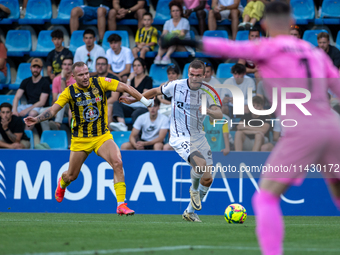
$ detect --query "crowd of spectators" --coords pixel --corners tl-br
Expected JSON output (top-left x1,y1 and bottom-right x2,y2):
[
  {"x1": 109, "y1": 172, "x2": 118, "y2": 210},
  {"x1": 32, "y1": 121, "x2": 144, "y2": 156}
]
[{"x1": 0, "y1": 0, "x2": 340, "y2": 152}]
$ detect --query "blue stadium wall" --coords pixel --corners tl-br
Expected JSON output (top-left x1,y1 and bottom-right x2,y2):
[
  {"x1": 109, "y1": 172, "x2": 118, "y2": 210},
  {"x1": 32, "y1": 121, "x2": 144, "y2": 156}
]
[{"x1": 0, "y1": 150, "x2": 339, "y2": 216}]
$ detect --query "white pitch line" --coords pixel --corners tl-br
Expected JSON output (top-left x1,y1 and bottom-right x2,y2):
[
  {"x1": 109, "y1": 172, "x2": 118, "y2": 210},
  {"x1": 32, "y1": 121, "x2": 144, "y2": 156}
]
[{"x1": 14, "y1": 245, "x2": 340, "y2": 255}]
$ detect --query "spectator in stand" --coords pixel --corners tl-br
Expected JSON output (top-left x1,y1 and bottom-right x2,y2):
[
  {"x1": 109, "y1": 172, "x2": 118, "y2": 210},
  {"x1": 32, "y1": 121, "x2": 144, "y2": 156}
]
[
  {"x1": 208, "y1": 0, "x2": 244, "y2": 40},
  {"x1": 0, "y1": 3, "x2": 10, "y2": 19},
  {"x1": 12, "y1": 58, "x2": 50, "y2": 131},
  {"x1": 49, "y1": 57, "x2": 75, "y2": 130},
  {"x1": 237, "y1": 27, "x2": 260, "y2": 78},
  {"x1": 110, "y1": 0, "x2": 146, "y2": 30},
  {"x1": 70, "y1": 0, "x2": 114, "y2": 45},
  {"x1": 261, "y1": 118, "x2": 281, "y2": 151},
  {"x1": 204, "y1": 62, "x2": 220, "y2": 86},
  {"x1": 290, "y1": 25, "x2": 302, "y2": 39},
  {"x1": 222, "y1": 63, "x2": 256, "y2": 116},
  {"x1": 132, "y1": 12, "x2": 158, "y2": 59},
  {"x1": 154, "y1": 0, "x2": 192, "y2": 65},
  {"x1": 92, "y1": 56, "x2": 120, "y2": 130},
  {"x1": 317, "y1": 32, "x2": 340, "y2": 69},
  {"x1": 238, "y1": 0, "x2": 265, "y2": 30},
  {"x1": 157, "y1": 64, "x2": 180, "y2": 116},
  {"x1": 106, "y1": 34, "x2": 134, "y2": 83},
  {"x1": 110, "y1": 58, "x2": 152, "y2": 131},
  {"x1": 181, "y1": 0, "x2": 210, "y2": 36},
  {"x1": 234, "y1": 96, "x2": 271, "y2": 151},
  {"x1": 0, "y1": 39, "x2": 7, "y2": 84},
  {"x1": 74, "y1": 29, "x2": 106, "y2": 73},
  {"x1": 203, "y1": 105, "x2": 230, "y2": 155},
  {"x1": 0, "y1": 103, "x2": 30, "y2": 149},
  {"x1": 46, "y1": 29, "x2": 73, "y2": 82},
  {"x1": 121, "y1": 98, "x2": 169, "y2": 150}
]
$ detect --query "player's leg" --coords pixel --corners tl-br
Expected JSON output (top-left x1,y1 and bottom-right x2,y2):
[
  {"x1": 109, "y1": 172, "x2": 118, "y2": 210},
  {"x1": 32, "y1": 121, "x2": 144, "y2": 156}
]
[
  {"x1": 252, "y1": 179, "x2": 289, "y2": 255},
  {"x1": 56, "y1": 151, "x2": 88, "y2": 202},
  {"x1": 96, "y1": 138, "x2": 134, "y2": 215}
]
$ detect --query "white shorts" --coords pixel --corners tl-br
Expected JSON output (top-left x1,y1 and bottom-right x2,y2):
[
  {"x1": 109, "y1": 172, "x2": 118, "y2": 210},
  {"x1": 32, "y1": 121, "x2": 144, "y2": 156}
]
[
  {"x1": 218, "y1": 6, "x2": 244, "y2": 21},
  {"x1": 170, "y1": 136, "x2": 213, "y2": 166},
  {"x1": 17, "y1": 104, "x2": 42, "y2": 115}
]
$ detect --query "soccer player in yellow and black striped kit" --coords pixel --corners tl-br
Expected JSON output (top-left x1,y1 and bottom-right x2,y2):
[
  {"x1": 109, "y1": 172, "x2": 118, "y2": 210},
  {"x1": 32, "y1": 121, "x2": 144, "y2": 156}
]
[{"x1": 24, "y1": 62, "x2": 154, "y2": 215}]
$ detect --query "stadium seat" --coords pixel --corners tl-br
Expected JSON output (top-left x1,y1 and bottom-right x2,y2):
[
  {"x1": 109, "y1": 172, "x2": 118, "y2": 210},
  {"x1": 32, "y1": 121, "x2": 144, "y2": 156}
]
[
  {"x1": 203, "y1": 30, "x2": 229, "y2": 39},
  {"x1": 24, "y1": 130, "x2": 34, "y2": 149},
  {"x1": 0, "y1": 95, "x2": 14, "y2": 105},
  {"x1": 317, "y1": 0, "x2": 340, "y2": 24},
  {"x1": 149, "y1": 64, "x2": 170, "y2": 87},
  {"x1": 153, "y1": 0, "x2": 171, "y2": 25},
  {"x1": 0, "y1": 0, "x2": 19, "y2": 24},
  {"x1": 290, "y1": 0, "x2": 315, "y2": 25},
  {"x1": 236, "y1": 30, "x2": 249, "y2": 41},
  {"x1": 30, "y1": 30, "x2": 57, "y2": 57},
  {"x1": 9, "y1": 63, "x2": 43, "y2": 90},
  {"x1": 336, "y1": 31, "x2": 340, "y2": 50},
  {"x1": 0, "y1": 63, "x2": 11, "y2": 88},
  {"x1": 302, "y1": 29, "x2": 328, "y2": 47},
  {"x1": 19, "y1": 0, "x2": 52, "y2": 24},
  {"x1": 111, "y1": 131, "x2": 131, "y2": 149},
  {"x1": 182, "y1": 63, "x2": 190, "y2": 79},
  {"x1": 40, "y1": 130, "x2": 68, "y2": 150},
  {"x1": 125, "y1": 118, "x2": 133, "y2": 125},
  {"x1": 69, "y1": 30, "x2": 85, "y2": 54},
  {"x1": 102, "y1": 31, "x2": 130, "y2": 52},
  {"x1": 216, "y1": 63, "x2": 234, "y2": 79},
  {"x1": 51, "y1": 0, "x2": 83, "y2": 24},
  {"x1": 5, "y1": 30, "x2": 32, "y2": 57}
]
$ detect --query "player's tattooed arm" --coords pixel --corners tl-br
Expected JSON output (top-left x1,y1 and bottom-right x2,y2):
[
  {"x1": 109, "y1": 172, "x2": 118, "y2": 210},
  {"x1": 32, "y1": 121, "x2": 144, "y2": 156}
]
[{"x1": 36, "y1": 110, "x2": 53, "y2": 123}]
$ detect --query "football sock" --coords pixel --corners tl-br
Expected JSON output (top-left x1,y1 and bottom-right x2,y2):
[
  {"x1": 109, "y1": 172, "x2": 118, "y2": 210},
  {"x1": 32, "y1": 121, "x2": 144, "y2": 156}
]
[
  {"x1": 191, "y1": 168, "x2": 203, "y2": 191},
  {"x1": 60, "y1": 177, "x2": 70, "y2": 189},
  {"x1": 252, "y1": 189, "x2": 283, "y2": 255},
  {"x1": 187, "y1": 183, "x2": 210, "y2": 213},
  {"x1": 199, "y1": 183, "x2": 209, "y2": 200},
  {"x1": 114, "y1": 182, "x2": 126, "y2": 206}
]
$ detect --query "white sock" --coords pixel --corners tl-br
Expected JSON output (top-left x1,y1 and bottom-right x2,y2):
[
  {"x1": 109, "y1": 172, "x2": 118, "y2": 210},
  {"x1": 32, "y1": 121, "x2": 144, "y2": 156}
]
[
  {"x1": 190, "y1": 168, "x2": 203, "y2": 191},
  {"x1": 117, "y1": 202, "x2": 124, "y2": 206},
  {"x1": 199, "y1": 183, "x2": 209, "y2": 200},
  {"x1": 186, "y1": 203, "x2": 195, "y2": 213}
]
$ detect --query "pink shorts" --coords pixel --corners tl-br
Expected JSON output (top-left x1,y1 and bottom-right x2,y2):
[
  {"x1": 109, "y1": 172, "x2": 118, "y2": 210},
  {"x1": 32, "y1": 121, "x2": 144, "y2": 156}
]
[{"x1": 262, "y1": 126, "x2": 340, "y2": 186}]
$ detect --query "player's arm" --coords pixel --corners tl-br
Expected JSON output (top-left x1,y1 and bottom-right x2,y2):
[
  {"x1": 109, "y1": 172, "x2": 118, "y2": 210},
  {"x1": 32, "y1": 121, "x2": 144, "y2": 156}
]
[
  {"x1": 143, "y1": 129, "x2": 168, "y2": 146},
  {"x1": 24, "y1": 103, "x2": 62, "y2": 127},
  {"x1": 116, "y1": 81, "x2": 155, "y2": 106}
]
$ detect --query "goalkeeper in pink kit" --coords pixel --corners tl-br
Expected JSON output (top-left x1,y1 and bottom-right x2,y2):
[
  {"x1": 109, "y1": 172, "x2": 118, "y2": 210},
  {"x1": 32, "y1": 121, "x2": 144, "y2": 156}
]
[{"x1": 162, "y1": 1, "x2": 340, "y2": 255}]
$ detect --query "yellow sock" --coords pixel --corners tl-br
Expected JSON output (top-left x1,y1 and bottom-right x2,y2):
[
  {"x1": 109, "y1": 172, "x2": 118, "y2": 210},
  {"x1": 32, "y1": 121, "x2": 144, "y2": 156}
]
[
  {"x1": 114, "y1": 182, "x2": 126, "y2": 204},
  {"x1": 60, "y1": 177, "x2": 71, "y2": 189}
]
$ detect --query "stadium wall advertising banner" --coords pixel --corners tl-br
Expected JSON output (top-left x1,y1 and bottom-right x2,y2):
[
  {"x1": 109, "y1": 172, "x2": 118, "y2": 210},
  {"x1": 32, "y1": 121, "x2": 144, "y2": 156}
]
[{"x1": 0, "y1": 150, "x2": 339, "y2": 216}]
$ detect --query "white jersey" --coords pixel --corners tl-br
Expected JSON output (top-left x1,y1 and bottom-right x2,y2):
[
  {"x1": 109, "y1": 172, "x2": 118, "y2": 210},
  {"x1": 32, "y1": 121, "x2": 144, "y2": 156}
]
[
  {"x1": 133, "y1": 112, "x2": 170, "y2": 141},
  {"x1": 161, "y1": 79, "x2": 221, "y2": 141}
]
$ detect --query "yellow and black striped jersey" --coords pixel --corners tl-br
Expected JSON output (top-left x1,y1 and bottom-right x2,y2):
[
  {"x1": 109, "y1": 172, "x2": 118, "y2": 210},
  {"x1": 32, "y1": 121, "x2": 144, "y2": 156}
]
[
  {"x1": 135, "y1": 26, "x2": 158, "y2": 50},
  {"x1": 55, "y1": 77, "x2": 119, "y2": 138}
]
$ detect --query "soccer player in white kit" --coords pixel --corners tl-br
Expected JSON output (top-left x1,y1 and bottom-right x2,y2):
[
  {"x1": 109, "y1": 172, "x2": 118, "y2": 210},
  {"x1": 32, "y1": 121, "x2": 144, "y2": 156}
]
[{"x1": 121, "y1": 60, "x2": 223, "y2": 222}]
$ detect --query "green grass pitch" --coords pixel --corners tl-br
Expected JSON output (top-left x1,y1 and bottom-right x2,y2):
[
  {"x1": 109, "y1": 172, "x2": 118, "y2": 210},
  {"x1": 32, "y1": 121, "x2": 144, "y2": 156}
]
[{"x1": 1, "y1": 213, "x2": 340, "y2": 255}]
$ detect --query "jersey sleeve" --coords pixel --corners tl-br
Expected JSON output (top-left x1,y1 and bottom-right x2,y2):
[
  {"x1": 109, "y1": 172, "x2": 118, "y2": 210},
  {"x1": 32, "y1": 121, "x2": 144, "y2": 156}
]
[
  {"x1": 55, "y1": 87, "x2": 71, "y2": 108},
  {"x1": 160, "y1": 115, "x2": 170, "y2": 129},
  {"x1": 135, "y1": 29, "x2": 141, "y2": 43},
  {"x1": 133, "y1": 115, "x2": 143, "y2": 130},
  {"x1": 222, "y1": 123, "x2": 229, "y2": 133},
  {"x1": 161, "y1": 81, "x2": 175, "y2": 98},
  {"x1": 202, "y1": 37, "x2": 274, "y2": 62},
  {"x1": 98, "y1": 77, "x2": 119, "y2": 92},
  {"x1": 151, "y1": 27, "x2": 158, "y2": 44}
]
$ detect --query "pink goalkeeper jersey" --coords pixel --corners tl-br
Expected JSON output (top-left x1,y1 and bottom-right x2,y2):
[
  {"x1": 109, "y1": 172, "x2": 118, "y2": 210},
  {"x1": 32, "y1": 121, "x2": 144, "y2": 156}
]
[{"x1": 203, "y1": 35, "x2": 340, "y2": 132}]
